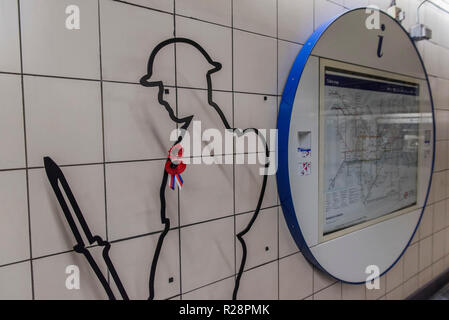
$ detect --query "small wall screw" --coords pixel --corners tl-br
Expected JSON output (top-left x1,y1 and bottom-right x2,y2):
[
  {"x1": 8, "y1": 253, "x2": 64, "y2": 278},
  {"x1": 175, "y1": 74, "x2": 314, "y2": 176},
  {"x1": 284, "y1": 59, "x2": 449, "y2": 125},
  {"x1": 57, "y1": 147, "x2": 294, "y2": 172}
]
[{"x1": 168, "y1": 277, "x2": 174, "y2": 283}]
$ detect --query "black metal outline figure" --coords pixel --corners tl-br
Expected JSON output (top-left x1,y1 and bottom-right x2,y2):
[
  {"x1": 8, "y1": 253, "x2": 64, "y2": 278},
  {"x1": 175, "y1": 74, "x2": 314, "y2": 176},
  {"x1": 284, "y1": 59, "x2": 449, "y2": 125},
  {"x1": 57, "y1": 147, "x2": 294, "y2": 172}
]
[
  {"x1": 43, "y1": 157, "x2": 129, "y2": 300},
  {"x1": 140, "y1": 38, "x2": 270, "y2": 300},
  {"x1": 43, "y1": 38, "x2": 269, "y2": 301}
]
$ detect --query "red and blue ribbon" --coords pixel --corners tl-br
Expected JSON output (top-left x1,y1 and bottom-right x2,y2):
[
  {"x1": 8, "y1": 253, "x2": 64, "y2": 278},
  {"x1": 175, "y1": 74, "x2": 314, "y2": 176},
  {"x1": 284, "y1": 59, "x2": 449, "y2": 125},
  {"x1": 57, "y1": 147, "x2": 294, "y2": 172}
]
[
  {"x1": 170, "y1": 173, "x2": 183, "y2": 190},
  {"x1": 165, "y1": 144, "x2": 186, "y2": 191}
]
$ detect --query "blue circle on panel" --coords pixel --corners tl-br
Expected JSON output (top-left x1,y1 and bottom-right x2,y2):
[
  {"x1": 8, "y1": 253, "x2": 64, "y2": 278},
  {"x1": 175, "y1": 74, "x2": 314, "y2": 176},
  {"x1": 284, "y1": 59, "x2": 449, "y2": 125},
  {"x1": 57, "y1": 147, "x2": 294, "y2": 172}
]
[{"x1": 276, "y1": 8, "x2": 436, "y2": 283}]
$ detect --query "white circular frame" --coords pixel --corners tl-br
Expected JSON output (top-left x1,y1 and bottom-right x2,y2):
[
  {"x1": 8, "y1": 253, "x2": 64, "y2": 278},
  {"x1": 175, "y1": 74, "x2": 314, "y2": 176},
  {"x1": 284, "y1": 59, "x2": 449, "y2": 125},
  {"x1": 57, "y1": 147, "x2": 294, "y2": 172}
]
[{"x1": 277, "y1": 8, "x2": 435, "y2": 283}]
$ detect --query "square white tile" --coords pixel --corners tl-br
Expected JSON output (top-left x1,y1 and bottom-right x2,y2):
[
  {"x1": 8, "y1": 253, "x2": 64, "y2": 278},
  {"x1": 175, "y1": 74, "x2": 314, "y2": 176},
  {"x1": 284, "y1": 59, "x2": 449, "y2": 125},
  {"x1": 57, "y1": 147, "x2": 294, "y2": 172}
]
[
  {"x1": 314, "y1": 267, "x2": 336, "y2": 292},
  {"x1": 29, "y1": 165, "x2": 106, "y2": 258},
  {"x1": 418, "y1": 266, "x2": 432, "y2": 288},
  {"x1": 0, "y1": 0, "x2": 20, "y2": 73},
  {"x1": 237, "y1": 261, "x2": 278, "y2": 300},
  {"x1": 403, "y1": 275, "x2": 418, "y2": 298},
  {"x1": 236, "y1": 207, "x2": 278, "y2": 271},
  {"x1": 0, "y1": 262, "x2": 32, "y2": 299},
  {"x1": 424, "y1": 42, "x2": 443, "y2": 80},
  {"x1": 278, "y1": 40, "x2": 302, "y2": 93},
  {"x1": 177, "y1": 88, "x2": 233, "y2": 157},
  {"x1": 109, "y1": 231, "x2": 180, "y2": 300},
  {"x1": 342, "y1": 283, "x2": 365, "y2": 300},
  {"x1": 386, "y1": 285, "x2": 403, "y2": 300},
  {"x1": 432, "y1": 229, "x2": 446, "y2": 262},
  {"x1": 21, "y1": 0, "x2": 100, "y2": 79},
  {"x1": 419, "y1": 204, "x2": 433, "y2": 239},
  {"x1": 419, "y1": 236, "x2": 432, "y2": 271},
  {"x1": 0, "y1": 74, "x2": 25, "y2": 169},
  {"x1": 278, "y1": 207, "x2": 299, "y2": 258},
  {"x1": 176, "y1": 0, "x2": 232, "y2": 26},
  {"x1": 403, "y1": 242, "x2": 419, "y2": 280},
  {"x1": 423, "y1": 5, "x2": 443, "y2": 47},
  {"x1": 433, "y1": 171, "x2": 447, "y2": 203},
  {"x1": 100, "y1": 0, "x2": 175, "y2": 84},
  {"x1": 103, "y1": 82, "x2": 176, "y2": 162},
  {"x1": 0, "y1": 170, "x2": 29, "y2": 265},
  {"x1": 432, "y1": 258, "x2": 445, "y2": 279},
  {"x1": 234, "y1": 162, "x2": 277, "y2": 214},
  {"x1": 181, "y1": 216, "x2": 234, "y2": 292},
  {"x1": 314, "y1": 0, "x2": 346, "y2": 30},
  {"x1": 278, "y1": 0, "x2": 314, "y2": 44},
  {"x1": 233, "y1": 30, "x2": 277, "y2": 95},
  {"x1": 429, "y1": 77, "x2": 449, "y2": 110},
  {"x1": 182, "y1": 277, "x2": 234, "y2": 300},
  {"x1": 123, "y1": 0, "x2": 173, "y2": 13},
  {"x1": 435, "y1": 140, "x2": 448, "y2": 171},
  {"x1": 179, "y1": 159, "x2": 233, "y2": 226},
  {"x1": 331, "y1": 0, "x2": 345, "y2": 5},
  {"x1": 33, "y1": 248, "x2": 109, "y2": 299},
  {"x1": 233, "y1": 0, "x2": 276, "y2": 37},
  {"x1": 24, "y1": 76, "x2": 103, "y2": 167},
  {"x1": 446, "y1": 227, "x2": 449, "y2": 256},
  {"x1": 386, "y1": 258, "x2": 403, "y2": 293},
  {"x1": 435, "y1": 109, "x2": 449, "y2": 141},
  {"x1": 444, "y1": 176, "x2": 449, "y2": 201},
  {"x1": 368, "y1": 0, "x2": 391, "y2": 10},
  {"x1": 344, "y1": 0, "x2": 368, "y2": 9},
  {"x1": 314, "y1": 282, "x2": 341, "y2": 300},
  {"x1": 234, "y1": 92, "x2": 277, "y2": 152},
  {"x1": 175, "y1": 16, "x2": 232, "y2": 91},
  {"x1": 279, "y1": 253, "x2": 313, "y2": 300},
  {"x1": 433, "y1": 200, "x2": 446, "y2": 232},
  {"x1": 106, "y1": 160, "x2": 178, "y2": 241}
]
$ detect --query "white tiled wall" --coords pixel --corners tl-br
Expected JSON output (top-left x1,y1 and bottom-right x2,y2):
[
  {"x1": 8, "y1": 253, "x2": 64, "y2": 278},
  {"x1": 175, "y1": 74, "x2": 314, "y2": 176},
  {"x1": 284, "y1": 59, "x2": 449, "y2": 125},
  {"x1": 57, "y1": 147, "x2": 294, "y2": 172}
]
[{"x1": 1, "y1": 0, "x2": 449, "y2": 300}]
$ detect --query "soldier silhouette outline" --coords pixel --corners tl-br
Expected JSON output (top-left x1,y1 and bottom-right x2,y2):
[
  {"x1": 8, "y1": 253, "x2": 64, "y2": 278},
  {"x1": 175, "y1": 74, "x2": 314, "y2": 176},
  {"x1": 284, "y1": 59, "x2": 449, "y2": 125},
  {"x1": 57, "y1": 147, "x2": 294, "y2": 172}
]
[{"x1": 140, "y1": 38, "x2": 270, "y2": 300}]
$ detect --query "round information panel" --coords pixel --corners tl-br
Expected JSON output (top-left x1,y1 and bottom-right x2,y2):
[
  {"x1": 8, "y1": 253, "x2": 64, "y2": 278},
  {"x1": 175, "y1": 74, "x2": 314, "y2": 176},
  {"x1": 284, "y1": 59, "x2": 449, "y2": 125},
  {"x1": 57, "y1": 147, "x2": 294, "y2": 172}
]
[{"x1": 277, "y1": 7, "x2": 435, "y2": 283}]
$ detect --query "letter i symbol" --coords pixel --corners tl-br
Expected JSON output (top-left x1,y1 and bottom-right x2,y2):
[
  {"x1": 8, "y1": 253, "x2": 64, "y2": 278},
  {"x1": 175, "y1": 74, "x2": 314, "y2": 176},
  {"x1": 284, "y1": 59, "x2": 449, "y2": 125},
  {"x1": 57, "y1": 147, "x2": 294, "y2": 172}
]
[{"x1": 377, "y1": 24, "x2": 385, "y2": 58}]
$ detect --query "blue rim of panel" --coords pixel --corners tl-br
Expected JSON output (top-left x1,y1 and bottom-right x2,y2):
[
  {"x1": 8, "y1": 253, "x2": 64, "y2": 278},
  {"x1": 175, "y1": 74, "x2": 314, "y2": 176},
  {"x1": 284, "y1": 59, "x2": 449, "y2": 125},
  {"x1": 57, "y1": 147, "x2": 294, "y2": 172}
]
[{"x1": 276, "y1": 7, "x2": 436, "y2": 284}]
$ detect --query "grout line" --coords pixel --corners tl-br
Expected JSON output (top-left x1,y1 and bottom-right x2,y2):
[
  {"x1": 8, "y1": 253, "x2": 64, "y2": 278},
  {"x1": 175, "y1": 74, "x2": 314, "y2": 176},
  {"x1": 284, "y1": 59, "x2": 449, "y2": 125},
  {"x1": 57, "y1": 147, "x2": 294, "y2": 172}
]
[
  {"x1": 312, "y1": 278, "x2": 339, "y2": 296},
  {"x1": 109, "y1": 230, "x2": 166, "y2": 245},
  {"x1": 112, "y1": 0, "x2": 173, "y2": 16},
  {"x1": 0, "y1": 203, "x2": 281, "y2": 274},
  {"x1": 0, "y1": 258, "x2": 30, "y2": 269},
  {"x1": 276, "y1": 0, "x2": 280, "y2": 301},
  {"x1": 0, "y1": 244, "x2": 101, "y2": 269},
  {"x1": 0, "y1": 71, "x2": 280, "y2": 97},
  {"x1": 175, "y1": 13, "x2": 231, "y2": 29},
  {"x1": 20, "y1": 72, "x2": 100, "y2": 82},
  {"x1": 16, "y1": 0, "x2": 34, "y2": 300},
  {"x1": 1, "y1": 229, "x2": 448, "y2": 297},
  {"x1": 278, "y1": 37, "x2": 305, "y2": 46},
  {"x1": 114, "y1": 0, "x2": 302, "y2": 46},
  {"x1": 0, "y1": 166, "x2": 30, "y2": 172},
  {"x1": 97, "y1": 0, "x2": 111, "y2": 286},
  {"x1": 182, "y1": 274, "x2": 236, "y2": 296},
  {"x1": 313, "y1": 0, "x2": 316, "y2": 31},
  {"x1": 0, "y1": 149, "x2": 285, "y2": 172},
  {"x1": 5, "y1": 67, "x2": 449, "y2": 94},
  {"x1": 173, "y1": 0, "x2": 183, "y2": 300},
  {"x1": 182, "y1": 257, "x2": 283, "y2": 297},
  {"x1": 232, "y1": 26, "x2": 279, "y2": 41},
  {"x1": 231, "y1": 0, "x2": 237, "y2": 284}
]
